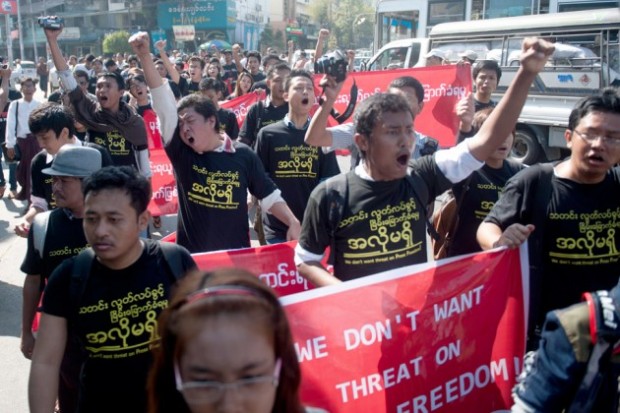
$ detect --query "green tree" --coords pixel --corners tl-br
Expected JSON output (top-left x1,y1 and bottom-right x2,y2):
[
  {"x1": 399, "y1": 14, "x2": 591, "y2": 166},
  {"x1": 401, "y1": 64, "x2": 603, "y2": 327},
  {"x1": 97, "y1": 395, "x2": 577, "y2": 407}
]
[
  {"x1": 259, "y1": 23, "x2": 275, "y2": 52},
  {"x1": 273, "y1": 30, "x2": 285, "y2": 52},
  {"x1": 102, "y1": 30, "x2": 132, "y2": 55}
]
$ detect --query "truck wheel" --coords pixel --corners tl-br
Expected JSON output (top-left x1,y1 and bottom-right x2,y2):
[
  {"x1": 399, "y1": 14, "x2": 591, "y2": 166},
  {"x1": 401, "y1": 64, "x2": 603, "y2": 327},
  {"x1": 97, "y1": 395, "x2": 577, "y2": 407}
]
[{"x1": 511, "y1": 129, "x2": 543, "y2": 165}]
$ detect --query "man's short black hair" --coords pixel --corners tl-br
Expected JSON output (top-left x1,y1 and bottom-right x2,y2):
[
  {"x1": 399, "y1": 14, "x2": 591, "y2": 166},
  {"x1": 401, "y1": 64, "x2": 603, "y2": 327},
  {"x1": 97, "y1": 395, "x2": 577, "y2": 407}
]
[
  {"x1": 177, "y1": 94, "x2": 221, "y2": 133},
  {"x1": 104, "y1": 58, "x2": 117, "y2": 68},
  {"x1": 568, "y1": 87, "x2": 620, "y2": 130},
  {"x1": 97, "y1": 71, "x2": 125, "y2": 90},
  {"x1": 267, "y1": 62, "x2": 291, "y2": 79},
  {"x1": 83, "y1": 165, "x2": 152, "y2": 215},
  {"x1": 29, "y1": 102, "x2": 76, "y2": 138},
  {"x1": 387, "y1": 76, "x2": 425, "y2": 104},
  {"x1": 472, "y1": 60, "x2": 502, "y2": 82}
]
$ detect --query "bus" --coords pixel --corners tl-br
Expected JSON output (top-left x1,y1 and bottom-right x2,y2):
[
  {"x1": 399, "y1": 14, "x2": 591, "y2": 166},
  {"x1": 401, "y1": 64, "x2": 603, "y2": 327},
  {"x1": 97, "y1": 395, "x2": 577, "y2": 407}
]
[
  {"x1": 367, "y1": 7, "x2": 620, "y2": 164},
  {"x1": 374, "y1": 0, "x2": 617, "y2": 52}
]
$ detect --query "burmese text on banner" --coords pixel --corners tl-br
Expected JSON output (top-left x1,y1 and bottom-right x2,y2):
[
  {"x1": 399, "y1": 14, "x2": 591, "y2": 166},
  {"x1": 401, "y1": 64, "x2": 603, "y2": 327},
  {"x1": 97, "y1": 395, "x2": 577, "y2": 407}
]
[
  {"x1": 192, "y1": 241, "x2": 315, "y2": 297},
  {"x1": 282, "y1": 246, "x2": 528, "y2": 413}
]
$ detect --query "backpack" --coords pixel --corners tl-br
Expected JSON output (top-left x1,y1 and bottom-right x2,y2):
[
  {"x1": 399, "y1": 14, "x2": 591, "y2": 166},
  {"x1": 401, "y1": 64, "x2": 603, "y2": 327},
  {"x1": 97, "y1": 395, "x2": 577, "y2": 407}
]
[
  {"x1": 32, "y1": 210, "x2": 52, "y2": 259},
  {"x1": 431, "y1": 176, "x2": 472, "y2": 260},
  {"x1": 567, "y1": 286, "x2": 620, "y2": 412}
]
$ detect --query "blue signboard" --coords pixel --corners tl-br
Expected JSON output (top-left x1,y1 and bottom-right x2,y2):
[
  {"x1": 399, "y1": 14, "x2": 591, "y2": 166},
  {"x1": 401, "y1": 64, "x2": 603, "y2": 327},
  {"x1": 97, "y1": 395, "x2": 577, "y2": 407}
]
[{"x1": 157, "y1": 1, "x2": 232, "y2": 30}]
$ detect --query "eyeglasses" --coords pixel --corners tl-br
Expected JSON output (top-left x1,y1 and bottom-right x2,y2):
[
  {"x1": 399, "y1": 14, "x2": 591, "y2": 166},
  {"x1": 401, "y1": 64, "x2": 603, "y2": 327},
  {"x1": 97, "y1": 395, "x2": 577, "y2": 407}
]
[
  {"x1": 572, "y1": 129, "x2": 620, "y2": 146},
  {"x1": 174, "y1": 358, "x2": 282, "y2": 404}
]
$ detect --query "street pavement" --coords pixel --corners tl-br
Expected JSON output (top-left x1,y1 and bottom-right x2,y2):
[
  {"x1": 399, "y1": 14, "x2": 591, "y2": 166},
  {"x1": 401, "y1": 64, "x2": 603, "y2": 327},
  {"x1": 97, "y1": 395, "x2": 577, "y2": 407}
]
[{"x1": 0, "y1": 168, "x2": 32, "y2": 413}]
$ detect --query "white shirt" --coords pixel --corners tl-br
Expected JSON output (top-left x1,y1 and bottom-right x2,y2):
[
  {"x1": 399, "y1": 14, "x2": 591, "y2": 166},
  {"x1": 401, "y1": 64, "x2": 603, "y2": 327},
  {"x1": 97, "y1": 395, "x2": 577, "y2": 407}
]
[{"x1": 5, "y1": 98, "x2": 42, "y2": 148}]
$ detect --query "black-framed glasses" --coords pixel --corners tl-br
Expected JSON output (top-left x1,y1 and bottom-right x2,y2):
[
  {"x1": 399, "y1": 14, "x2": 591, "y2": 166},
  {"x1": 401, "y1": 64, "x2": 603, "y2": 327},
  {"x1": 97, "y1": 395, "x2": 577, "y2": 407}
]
[
  {"x1": 572, "y1": 129, "x2": 620, "y2": 146},
  {"x1": 174, "y1": 358, "x2": 282, "y2": 404}
]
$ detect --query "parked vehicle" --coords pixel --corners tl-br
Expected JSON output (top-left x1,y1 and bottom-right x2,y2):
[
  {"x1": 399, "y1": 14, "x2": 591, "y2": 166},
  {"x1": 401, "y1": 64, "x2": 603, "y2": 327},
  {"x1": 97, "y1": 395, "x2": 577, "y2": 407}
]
[
  {"x1": 10, "y1": 60, "x2": 39, "y2": 84},
  {"x1": 363, "y1": 8, "x2": 620, "y2": 163}
]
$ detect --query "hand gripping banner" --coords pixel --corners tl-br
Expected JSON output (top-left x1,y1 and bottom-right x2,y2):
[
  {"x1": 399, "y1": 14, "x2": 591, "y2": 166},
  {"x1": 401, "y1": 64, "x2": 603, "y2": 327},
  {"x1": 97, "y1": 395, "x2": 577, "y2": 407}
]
[{"x1": 282, "y1": 246, "x2": 529, "y2": 413}]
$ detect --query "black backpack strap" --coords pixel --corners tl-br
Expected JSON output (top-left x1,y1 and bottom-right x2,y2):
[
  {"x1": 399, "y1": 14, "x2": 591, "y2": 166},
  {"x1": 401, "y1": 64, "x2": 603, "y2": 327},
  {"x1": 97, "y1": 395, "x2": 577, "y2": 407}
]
[
  {"x1": 567, "y1": 287, "x2": 620, "y2": 413},
  {"x1": 69, "y1": 248, "x2": 96, "y2": 320},
  {"x1": 405, "y1": 174, "x2": 440, "y2": 242},
  {"x1": 158, "y1": 241, "x2": 185, "y2": 281},
  {"x1": 325, "y1": 173, "x2": 348, "y2": 262}
]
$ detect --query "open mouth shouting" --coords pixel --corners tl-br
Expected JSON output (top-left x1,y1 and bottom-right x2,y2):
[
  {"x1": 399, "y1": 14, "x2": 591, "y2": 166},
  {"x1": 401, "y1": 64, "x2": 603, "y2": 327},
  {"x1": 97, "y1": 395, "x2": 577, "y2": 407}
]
[{"x1": 397, "y1": 152, "x2": 410, "y2": 167}]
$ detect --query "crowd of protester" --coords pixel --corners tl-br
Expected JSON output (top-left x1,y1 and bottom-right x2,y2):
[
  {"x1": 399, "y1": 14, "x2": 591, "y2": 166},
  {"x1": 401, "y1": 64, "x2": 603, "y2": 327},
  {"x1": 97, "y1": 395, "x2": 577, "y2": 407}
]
[{"x1": 0, "y1": 19, "x2": 619, "y2": 413}]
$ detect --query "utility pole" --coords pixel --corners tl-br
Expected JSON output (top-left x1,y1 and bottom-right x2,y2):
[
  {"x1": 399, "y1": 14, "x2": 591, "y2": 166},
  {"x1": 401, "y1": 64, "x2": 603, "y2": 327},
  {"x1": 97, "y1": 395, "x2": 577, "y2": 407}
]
[{"x1": 16, "y1": 0, "x2": 24, "y2": 60}]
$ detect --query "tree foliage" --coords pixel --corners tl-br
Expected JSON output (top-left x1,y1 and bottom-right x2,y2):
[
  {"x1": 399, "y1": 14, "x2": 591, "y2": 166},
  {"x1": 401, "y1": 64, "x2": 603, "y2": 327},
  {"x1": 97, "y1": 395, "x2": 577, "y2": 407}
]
[
  {"x1": 308, "y1": 0, "x2": 374, "y2": 49},
  {"x1": 102, "y1": 30, "x2": 132, "y2": 55}
]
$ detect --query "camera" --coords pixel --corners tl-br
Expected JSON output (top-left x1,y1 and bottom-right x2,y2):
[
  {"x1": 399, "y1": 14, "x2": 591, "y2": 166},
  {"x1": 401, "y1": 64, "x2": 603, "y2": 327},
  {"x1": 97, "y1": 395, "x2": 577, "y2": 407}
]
[
  {"x1": 314, "y1": 50, "x2": 348, "y2": 83},
  {"x1": 37, "y1": 17, "x2": 64, "y2": 30},
  {"x1": 0, "y1": 64, "x2": 8, "y2": 70}
]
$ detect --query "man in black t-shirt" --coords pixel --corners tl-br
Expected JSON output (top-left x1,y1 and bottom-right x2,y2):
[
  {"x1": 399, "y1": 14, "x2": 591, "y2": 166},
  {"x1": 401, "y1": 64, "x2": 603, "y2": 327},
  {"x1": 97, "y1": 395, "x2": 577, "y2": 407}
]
[
  {"x1": 21, "y1": 145, "x2": 102, "y2": 413},
  {"x1": 478, "y1": 88, "x2": 620, "y2": 350},
  {"x1": 44, "y1": 26, "x2": 151, "y2": 179},
  {"x1": 256, "y1": 70, "x2": 340, "y2": 243},
  {"x1": 295, "y1": 38, "x2": 554, "y2": 286},
  {"x1": 239, "y1": 63, "x2": 291, "y2": 148},
  {"x1": 14, "y1": 103, "x2": 112, "y2": 238},
  {"x1": 29, "y1": 166, "x2": 196, "y2": 413},
  {"x1": 457, "y1": 60, "x2": 501, "y2": 142},
  {"x1": 132, "y1": 31, "x2": 301, "y2": 253}
]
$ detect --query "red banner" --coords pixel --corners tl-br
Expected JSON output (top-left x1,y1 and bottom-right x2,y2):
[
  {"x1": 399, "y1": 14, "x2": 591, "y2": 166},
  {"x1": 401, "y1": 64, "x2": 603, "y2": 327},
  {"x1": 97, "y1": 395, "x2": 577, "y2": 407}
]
[
  {"x1": 192, "y1": 241, "x2": 315, "y2": 296},
  {"x1": 149, "y1": 149, "x2": 177, "y2": 216},
  {"x1": 0, "y1": 0, "x2": 17, "y2": 15},
  {"x1": 220, "y1": 90, "x2": 266, "y2": 126},
  {"x1": 283, "y1": 247, "x2": 528, "y2": 412},
  {"x1": 147, "y1": 66, "x2": 471, "y2": 215}
]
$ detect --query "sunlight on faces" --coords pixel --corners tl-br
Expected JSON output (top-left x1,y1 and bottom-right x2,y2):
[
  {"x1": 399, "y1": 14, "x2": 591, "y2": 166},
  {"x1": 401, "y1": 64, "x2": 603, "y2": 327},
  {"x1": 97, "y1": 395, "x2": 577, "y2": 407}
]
[
  {"x1": 566, "y1": 111, "x2": 620, "y2": 181},
  {"x1": 129, "y1": 79, "x2": 148, "y2": 100},
  {"x1": 238, "y1": 75, "x2": 252, "y2": 94},
  {"x1": 35, "y1": 127, "x2": 70, "y2": 155},
  {"x1": 246, "y1": 57, "x2": 260, "y2": 74},
  {"x1": 96, "y1": 77, "x2": 123, "y2": 111},
  {"x1": 178, "y1": 107, "x2": 217, "y2": 151},
  {"x1": 357, "y1": 111, "x2": 416, "y2": 181},
  {"x1": 474, "y1": 69, "x2": 498, "y2": 99},
  {"x1": 177, "y1": 314, "x2": 278, "y2": 413},
  {"x1": 387, "y1": 86, "x2": 423, "y2": 118},
  {"x1": 155, "y1": 63, "x2": 167, "y2": 77},
  {"x1": 487, "y1": 133, "x2": 515, "y2": 164},
  {"x1": 267, "y1": 69, "x2": 290, "y2": 101},
  {"x1": 83, "y1": 188, "x2": 149, "y2": 269},
  {"x1": 52, "y1": 176, "x2": 83, "y2": 210},
  {"x1": 285, "y1": 76, "x2": 315, "y2": 115}
]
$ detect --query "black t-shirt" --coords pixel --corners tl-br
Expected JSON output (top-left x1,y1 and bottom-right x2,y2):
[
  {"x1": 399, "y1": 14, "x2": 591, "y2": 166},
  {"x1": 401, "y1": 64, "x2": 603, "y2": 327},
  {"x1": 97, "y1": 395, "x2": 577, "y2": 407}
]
[
  {"x1": 238, "y1": 101, "x2": 288, "y2": 148},
  {"x1": 449, "y1": 160, "x2": 524, "y2": 256},
  {"x1": 30, "y1": 143, "x2": 113, "y2": 209},
  {"x1": 299, "y1": 157, "x2": 452, "y2": 281},
  {"x1": 42, "y1": 239, "x2": 195, "y2": 413},
  {"x1": 20, "y1": 209, "x2": 88, "y2": 282},
  {"x1": 248, "y1": 70, "x2": 266, "y2": 83},
  {"x1": 255, "y1": 120, "x2": 340, "y2": 240},
  {"x1": 484, "y1": 167, "x2": 620, "y2": 324},
  {"x1": 88, "y1": 128, "x2": 146, "y2": 169},
  {"x1": 221, "y1": 63, "x2": 239, "y2": 93},
  {"x1": 165, "y1": 136, "x2": 278, "y2": 253},
  {"x1": 474, "y1": 98, "x2": 496, "y2": 112},
  {"x1": 217, "y1": 107, "x2": 239, "y2": 140}
]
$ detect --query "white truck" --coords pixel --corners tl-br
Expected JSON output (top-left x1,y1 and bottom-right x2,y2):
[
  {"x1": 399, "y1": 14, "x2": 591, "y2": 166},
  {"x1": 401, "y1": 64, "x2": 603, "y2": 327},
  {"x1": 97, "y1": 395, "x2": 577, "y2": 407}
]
[{"x1": 363, "y1": 8, "x2": 620, "y2": 164}]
